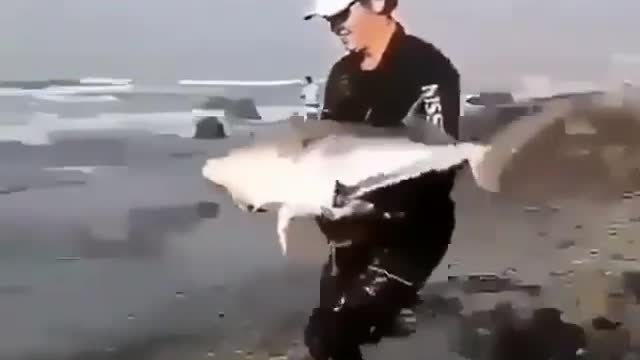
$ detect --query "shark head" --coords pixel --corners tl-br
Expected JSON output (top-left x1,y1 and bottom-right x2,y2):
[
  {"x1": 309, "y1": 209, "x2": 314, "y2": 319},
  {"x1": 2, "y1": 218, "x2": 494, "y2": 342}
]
[
  {"x1": 202, "y1": 144, "x2": 295, "y2": 213},
  {"x1": 202, "y1": 155, "x2": 260, "y2": 212}
]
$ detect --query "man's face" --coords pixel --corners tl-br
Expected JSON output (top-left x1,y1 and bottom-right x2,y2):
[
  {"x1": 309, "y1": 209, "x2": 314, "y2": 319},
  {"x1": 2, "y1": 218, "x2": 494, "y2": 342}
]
[{"x1": 326, "y1": 1, "x2": 379, "y2": 52}]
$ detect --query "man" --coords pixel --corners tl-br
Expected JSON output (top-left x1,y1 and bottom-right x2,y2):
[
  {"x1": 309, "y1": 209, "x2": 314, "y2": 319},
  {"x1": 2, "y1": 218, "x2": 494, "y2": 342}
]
[
  {"x1": 302, "y1": 0, "x2": 461, "y2": 359},
  {"x1": 301, "y1": 75, "x2": 322, "y2": 120}
]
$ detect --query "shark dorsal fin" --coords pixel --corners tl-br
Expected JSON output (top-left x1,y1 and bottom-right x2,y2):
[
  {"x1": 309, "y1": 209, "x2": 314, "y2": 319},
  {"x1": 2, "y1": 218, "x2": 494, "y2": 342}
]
[{"x1": 402, "y1": 95, "x2": 457, "y2": 145}]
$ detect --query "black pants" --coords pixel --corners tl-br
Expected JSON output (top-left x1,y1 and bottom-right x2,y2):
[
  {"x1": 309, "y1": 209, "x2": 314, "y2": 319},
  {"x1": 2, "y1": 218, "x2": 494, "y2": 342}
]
[{"x1": 304, "y1": 208, "x2": 455, "y2": 360}]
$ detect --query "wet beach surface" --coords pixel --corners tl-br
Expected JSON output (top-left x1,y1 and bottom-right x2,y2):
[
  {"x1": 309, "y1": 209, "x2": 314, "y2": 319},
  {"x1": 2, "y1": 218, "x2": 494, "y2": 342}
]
[{"x1": 1, "y1": 111, "x2": 640, "y2": 359}]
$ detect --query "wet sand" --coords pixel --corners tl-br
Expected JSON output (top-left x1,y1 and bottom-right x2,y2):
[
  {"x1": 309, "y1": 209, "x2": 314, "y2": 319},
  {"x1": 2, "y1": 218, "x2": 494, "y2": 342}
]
[{"x1": 1, "y1": 122, "x2": 640, "y2": 360}]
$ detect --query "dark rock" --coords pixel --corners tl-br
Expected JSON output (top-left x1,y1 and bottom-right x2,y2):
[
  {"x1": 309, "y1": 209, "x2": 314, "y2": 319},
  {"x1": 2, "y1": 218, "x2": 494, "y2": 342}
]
[
  {"x1": 556, "y1": 239, "x2": 576, "y2": 250},
  {"x1": 611, "y1": 253, "x2": 625, "y2": 261},
  {"x1": 623, "y1": 271, "x2": 640, "y2": 303},
  {"x1": 592, "y1": 316, "x2": 622, "y2": 330},
  {"x1": 584, "y1": 317, "x2": 630, "y2": 360},
  {"x1": 0, "y1": 185, "x2": 29, "y2": 195},
  {"x1": 516, "y1": 284, "x2": 542, "y2": 297},
  {"x1": 421, "y1": 295, "x2": 463, "y2": 315},
  {"x1": 196, "y1": 201, "x2": 220, "y2": 219},
  {"x1": 462, "y1": 274, "x2": 512, "y2": 293},
  {"x1": 201, "y1": 96, "x2": 261, "y2": 120},
  {"x1": 169, "y1": 151, "x2": 204, "y2": 159},
  {"x1": 193, "y1": 116, "x2": 227, "y2": 139}
]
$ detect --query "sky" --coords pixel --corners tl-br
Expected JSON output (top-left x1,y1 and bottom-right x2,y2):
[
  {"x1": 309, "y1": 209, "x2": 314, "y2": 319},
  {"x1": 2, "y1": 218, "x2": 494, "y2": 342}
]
[{"x1": 0, "y1": 0, "x2": 639, "y2": 91}]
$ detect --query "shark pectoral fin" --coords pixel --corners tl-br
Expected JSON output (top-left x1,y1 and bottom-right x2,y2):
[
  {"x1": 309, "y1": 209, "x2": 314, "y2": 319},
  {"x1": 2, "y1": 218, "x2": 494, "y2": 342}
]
[
  {"x1": 258, "y1": 201, "x2": 281, "y2": 213},
  {"x1": 320, "y1": 206, "x2": 338, "y2": 220},
  {"x1": 321, "y1": 200, "x2": 377, "y2": 221},
  {"x1": 276, "y1": 206, "x2": 294, "y2": 256},
  {"x1": 332, "y1": 180, "x2": 355, "y2": 207}
]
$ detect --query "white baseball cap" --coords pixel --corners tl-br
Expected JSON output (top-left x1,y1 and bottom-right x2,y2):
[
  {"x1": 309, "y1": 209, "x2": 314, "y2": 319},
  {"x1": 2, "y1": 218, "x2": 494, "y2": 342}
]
[{"x1": 303, "y1": 0, "x2": 356, "y2": 20}]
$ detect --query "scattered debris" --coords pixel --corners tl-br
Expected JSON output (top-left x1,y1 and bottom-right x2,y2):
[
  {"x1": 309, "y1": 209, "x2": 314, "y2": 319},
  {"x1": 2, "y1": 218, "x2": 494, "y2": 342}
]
[
  {"x1": 622, "y1": 191, "x2": 635, "y2": 200},
  {"x1": 169, "y1": 151, "x2": 204, "y2": 159},
  {"x1": 519, "y1": 284, "x2": 542, "y2": 297},
  {"x1": 458, "y1": 273, "x2": 537, "y2": 295},
  {"x1": 556, "y1": 239, "x2": 577, "y2": 250},
  {"x1": 611, "y1": 253, "x2": 625, "y2": 261},
  {"x1": 56, "y1": 256, "x2": 81, "y2": 262},
  {"x1": 611, "y1": 253, "x2": 637, "y2": 262},
  {"x1": 550, "y1": 270, "x2": 571, "y2": 277}
]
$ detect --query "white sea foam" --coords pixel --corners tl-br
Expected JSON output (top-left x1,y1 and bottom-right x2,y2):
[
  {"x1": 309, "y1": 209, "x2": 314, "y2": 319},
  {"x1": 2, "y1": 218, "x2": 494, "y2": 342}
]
[
  {"x1": 0, "y1": 106, "x2": 299, "y2": 145},
  {"x1": 31, "y1": 94, "x2": 120, "y2": 103}
]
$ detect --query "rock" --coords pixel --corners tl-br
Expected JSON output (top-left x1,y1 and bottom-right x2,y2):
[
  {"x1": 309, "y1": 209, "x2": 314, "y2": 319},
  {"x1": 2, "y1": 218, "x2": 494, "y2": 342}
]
[
  {"x1": 194, "y1": 116, "x2": 227, "y2": 139},
  {"x1": 196, "y1": 201, "x2": 220, "y2": 219},
  {"x1": 462, "y1": 273, "x2": 512, "y2": 293},
  {"x1": 0, "y1": 185, "x2": 29, "y2": 195},
  {"x1": 556, "y1": 239, "x2": 576, "y2": 250},
  {"x1": 421, "y1": 295, "x2": 463, "y2": 315},
  {"x1": 583, "y1": 317, "x2": 631, "y2": 360},
  {"x1": 201, "y1": 96, "x2": 261, "y2": 120},
  {"x1": 611, "y1": 253, "x2": 626, "y2": 261}
]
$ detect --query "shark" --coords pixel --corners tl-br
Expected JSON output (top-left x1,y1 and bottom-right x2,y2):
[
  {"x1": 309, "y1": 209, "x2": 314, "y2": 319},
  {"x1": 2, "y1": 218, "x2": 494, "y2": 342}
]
[{"x1": 202, "y1": 90, "x2": 640, "y2": 256}]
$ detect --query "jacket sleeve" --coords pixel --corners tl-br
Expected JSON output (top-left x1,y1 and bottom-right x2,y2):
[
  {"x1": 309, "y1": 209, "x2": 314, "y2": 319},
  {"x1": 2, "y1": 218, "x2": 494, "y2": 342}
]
[{"x1": 414, "y1": 56, "x2": 461, "y2": 140}]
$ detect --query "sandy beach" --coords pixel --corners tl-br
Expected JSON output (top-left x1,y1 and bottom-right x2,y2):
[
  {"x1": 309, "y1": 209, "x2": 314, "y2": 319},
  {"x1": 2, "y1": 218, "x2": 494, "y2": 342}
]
[{"x1": 1, "y1": 95, "x2": 640, "y2": 360}]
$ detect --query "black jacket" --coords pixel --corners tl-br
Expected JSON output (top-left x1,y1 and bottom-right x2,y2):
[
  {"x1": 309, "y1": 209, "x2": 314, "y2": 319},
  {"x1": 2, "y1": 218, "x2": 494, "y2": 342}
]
[{"x1": 317, "y1": 23, "x2": 461, "y2": 244}]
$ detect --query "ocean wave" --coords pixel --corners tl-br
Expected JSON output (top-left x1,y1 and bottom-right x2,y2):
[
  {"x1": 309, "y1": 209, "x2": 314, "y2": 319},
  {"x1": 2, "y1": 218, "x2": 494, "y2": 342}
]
[
  {"x1": 31, "y1": 94, "x2": 120, "y2": 103},
  {"x1": 0, "y1": 78, "x2": 133, "y2": 89},
  {"x1": 0, "y1": 106, "x2": 299, "y2": 145},
  {"x1": 79, "y1": 77, "x2": 133, "y2": 85}
]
